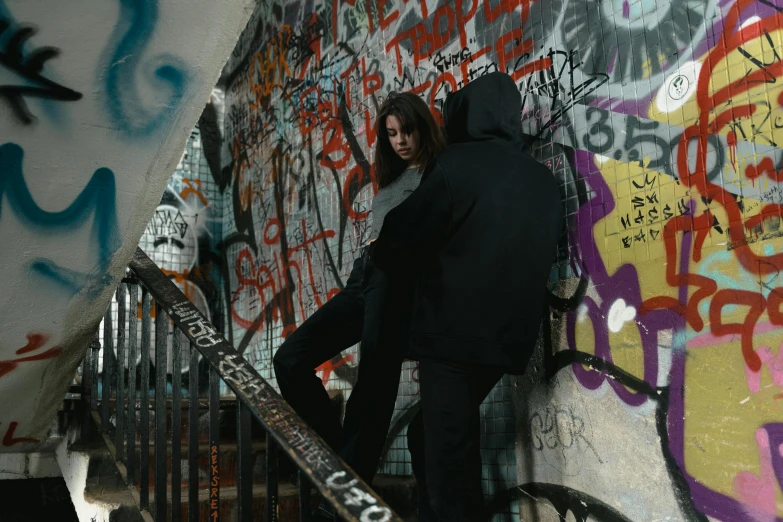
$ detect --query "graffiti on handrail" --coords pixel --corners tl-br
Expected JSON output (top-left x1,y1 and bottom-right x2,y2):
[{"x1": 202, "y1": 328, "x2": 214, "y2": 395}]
[
  {"x1": 217, "y1": 352, "x2": 266, "y2": 400},
  {"x1": 130, "y1": 247, "x2": 400, "y2": 521},
  {"x1": 169, "y1": 302, "x2": 221, "y2": 347},
  {"x1": 287, "y1": 423, "x2": 331, "y2": 471},
  {"x1": 326, "y1": 471, "x2": 393, "y2": 522}
]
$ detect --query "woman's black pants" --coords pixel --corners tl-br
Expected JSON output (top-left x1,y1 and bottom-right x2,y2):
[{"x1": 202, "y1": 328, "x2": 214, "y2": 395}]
[{"x1": 273, "y1": 254, "x2": 404, "y2": 483}]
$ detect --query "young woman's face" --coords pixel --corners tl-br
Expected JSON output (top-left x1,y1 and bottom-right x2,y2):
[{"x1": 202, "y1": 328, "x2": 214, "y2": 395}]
[{"x1": 385, "y1": 114, "x2": 420, "y2": 163}]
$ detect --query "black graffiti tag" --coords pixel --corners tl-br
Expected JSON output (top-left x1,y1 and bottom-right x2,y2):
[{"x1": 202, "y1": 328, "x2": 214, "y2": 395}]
[
  {"x1": 0, "y1": 20, "x2": 82, "y2": 124},
  {"x1": 530, "y1": 403, "x2": 602, "y2": 476}
]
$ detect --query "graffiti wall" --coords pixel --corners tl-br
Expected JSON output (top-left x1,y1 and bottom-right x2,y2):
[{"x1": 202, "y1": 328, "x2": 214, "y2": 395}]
[
  {"x1": 99, "y1": 106, "x2": 227, "y2": 384},
  {"x1": 221, "y1": 0, "x2": 783, "y2": 520},
  {"x1": 512, "y1": 0, "x2": 783, "y2": 520},
  {"x1": 0, "y1": 1, "x2": 254, "y2": 451},
  {"x1": 220, "y1": 0, "x2": 526, "y2": 518}
]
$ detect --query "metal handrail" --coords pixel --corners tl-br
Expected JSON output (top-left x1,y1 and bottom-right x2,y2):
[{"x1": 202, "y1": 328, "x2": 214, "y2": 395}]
[{"x1": 82, "y1": 246, "x2": 401, "y2": 522}]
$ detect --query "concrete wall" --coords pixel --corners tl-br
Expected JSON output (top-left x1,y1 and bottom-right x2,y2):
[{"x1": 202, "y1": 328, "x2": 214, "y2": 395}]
[
  {"x1": 0, "y1": 0, "x2": 254, "y2": 451},
  {"x1": 221, "y1": 0, "x2": 783, "y2": 520}
]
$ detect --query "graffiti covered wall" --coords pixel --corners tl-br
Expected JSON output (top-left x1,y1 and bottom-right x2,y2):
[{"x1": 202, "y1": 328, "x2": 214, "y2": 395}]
[
  {"x1": 100, "y1": 105, "x2": 228, "y2": 384},
  {"x1": 221, "y1": 0, "x2": 521, "y2": 514},
  {"x1": 141, "y1": 123, "x2": 226, "y2": 334},
  {"x1": 513, "y1": 1, "x2": 783, "y2": 520},
  {"x1": 221, "y1": 0, "x2": 783, "y2": 520},
  {"x1": 0, "y1": 1, "x2": 254, "y2": 451}
]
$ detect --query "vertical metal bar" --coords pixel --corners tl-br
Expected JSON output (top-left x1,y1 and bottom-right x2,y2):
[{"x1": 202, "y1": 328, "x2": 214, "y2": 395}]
[
  {"x1": 82, "y1": 344, "x2": 92, "y2": 398},
  {"x1": 266, "y1": 433, "x2": 278, "y2": 522},
  {"x1": 77, "y1": 357, "x2": 84, "y2": 389},
  {"x1": 127, "y1": 283, "x2": 139, "y2": 485},
  {"x1": 101, "y1": 306, "x2": 113, "y2": 431},
  {"x1": 236, "y1": 401, "x2": 252, "y2": 522},
  {"x1": 78, "y1": 357, "x2": 86, "y2": 389},
  {"x1": 298, "y1": 471, "x2": 312, "y2": 522},
  {"x1": 81, "y1": 333, "x2": 94, "y2": 436},
  {"x1": 188, "y1": 343, "x2": 199, "y2": 522},
  {"x1": 140, "y1": 288, "x2": 151, "y2": 510},
  {"x1": 91, "y1": 331, "x2": 100, "y2": 411},
  {"x1": 171, "y1": 329, "x2": 182, "y2": 522},
  {"x1": 209, "y1": 365, "x2": 220, "y2": 522},
  {"x1": 115, "y1": 284, "x2": 127, "y2": 462},
  {"x1": 155, "y1": 302, "x2": 168, "y2": 522}
]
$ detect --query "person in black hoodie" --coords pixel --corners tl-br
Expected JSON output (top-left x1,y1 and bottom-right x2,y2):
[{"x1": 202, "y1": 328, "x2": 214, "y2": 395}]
[{"x1": 371, "y1": 72, "x2": 564, "y2": 520}]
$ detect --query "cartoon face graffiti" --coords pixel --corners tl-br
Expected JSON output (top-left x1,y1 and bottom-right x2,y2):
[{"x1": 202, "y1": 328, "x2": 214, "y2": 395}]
[{"x1": 141, "y1": 204, "x2": 198, "y2": 273}]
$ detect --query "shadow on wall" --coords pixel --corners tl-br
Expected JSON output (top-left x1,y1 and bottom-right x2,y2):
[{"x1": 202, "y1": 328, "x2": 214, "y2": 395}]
[{"x1": 0, "y1": 478, "x2": 79, "y2": 522}]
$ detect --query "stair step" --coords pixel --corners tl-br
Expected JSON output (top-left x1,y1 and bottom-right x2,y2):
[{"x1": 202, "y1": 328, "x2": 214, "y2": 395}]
[
  {"x1": 108, "y1": 398, "x2": 237, "y2": 410},
  {"x1": 164, "y1": 482, "x2": 299, "y2": 501},
  {"x1": 129, "y1": 449, "x2": 267, "y2": 489},
  {"x1": 129, "y1": 441, "x2": 267, "y2": 453},
  {"x1": 83, "y1": 395, "x2": 425, "y2": 519},
  {"x1": 104, "y1": 406, "x2": 265, "y2": 446},
  {"x1": 150, "y1": 483, "x2": 309, "y2": 522},
  {"x1": 373, "y1": 475, "x2": 417, "y2": 519},
  {"x1": 127, "y1": 440, "x2": 268, "y2": 488},
  {"x1": 142, "y1": 475, "x2": 419, "y2": 522}
]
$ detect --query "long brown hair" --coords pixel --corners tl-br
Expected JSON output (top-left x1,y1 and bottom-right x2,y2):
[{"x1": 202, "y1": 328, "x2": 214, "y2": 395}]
[{"x1": 374, "y1": 92, "x2": 446, "y2": 189}]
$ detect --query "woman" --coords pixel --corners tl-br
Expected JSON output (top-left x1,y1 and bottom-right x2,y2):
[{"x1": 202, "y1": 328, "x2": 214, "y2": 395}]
[{"x1": 273, "y1": 92, "x2": 445, "y2": 519}]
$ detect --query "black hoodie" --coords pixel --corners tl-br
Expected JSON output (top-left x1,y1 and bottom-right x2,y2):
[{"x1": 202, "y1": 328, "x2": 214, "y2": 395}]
[{"x1": 371, "y1": 72, "x2": 564, "y2": 374}]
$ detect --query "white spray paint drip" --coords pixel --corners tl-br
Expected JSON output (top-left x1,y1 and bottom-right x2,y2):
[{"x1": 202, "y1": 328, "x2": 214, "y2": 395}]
[
  {"x1": 607, "y1": 298, "x2": 637, "y2": 333},
  {"x1": 577, "y1": 303, "x2": 589, "y2": 323},
  {"x1": 740, "y1": 15, "x2": 762, "y2": 29}
]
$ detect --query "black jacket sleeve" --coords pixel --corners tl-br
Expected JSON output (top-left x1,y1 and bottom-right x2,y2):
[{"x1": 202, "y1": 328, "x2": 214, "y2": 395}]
[{"x1": 370, "y1": 160, "x2": 453, "y2": 272}]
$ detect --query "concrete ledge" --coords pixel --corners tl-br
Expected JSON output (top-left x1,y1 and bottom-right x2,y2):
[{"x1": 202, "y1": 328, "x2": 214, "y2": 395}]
[
  {"x1": 56, "y1": 408, "x2": 148, "y2": 522},
  {"x1": 0, "y1": 452, "x2": 61, "y2": 480}
]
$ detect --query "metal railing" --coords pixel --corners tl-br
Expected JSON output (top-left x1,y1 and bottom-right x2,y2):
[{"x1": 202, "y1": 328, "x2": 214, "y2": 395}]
[{"x1": 79, "y1": 247, "x2": 401, "y2": 522}]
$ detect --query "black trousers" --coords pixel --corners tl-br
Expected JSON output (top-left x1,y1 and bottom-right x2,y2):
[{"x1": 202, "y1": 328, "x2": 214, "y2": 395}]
[
  {"x1": 273, "y1": 253, "x2": 404, "y2": 483},
  {"x1": 411, "y1": 358, "x2": 504, "y2": 522}
]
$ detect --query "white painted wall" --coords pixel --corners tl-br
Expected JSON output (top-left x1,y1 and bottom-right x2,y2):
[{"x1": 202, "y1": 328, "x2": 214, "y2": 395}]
[
  {"x1": 0, "y1": 452, "x2": 61, "y2": 480},
  {"x1": 0, "y1": 0, "x2": 255, "y2": 451}
]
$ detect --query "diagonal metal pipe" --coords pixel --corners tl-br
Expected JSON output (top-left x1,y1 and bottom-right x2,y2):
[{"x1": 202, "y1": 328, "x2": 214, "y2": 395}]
[{"x1": 128, "y1": 246, "x2": 401, "y2": 522}]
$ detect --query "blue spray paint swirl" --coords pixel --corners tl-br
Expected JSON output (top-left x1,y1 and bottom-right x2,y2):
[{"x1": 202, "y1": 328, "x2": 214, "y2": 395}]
[
  {"x1": 101, "y1": 0, "x2": 190, "y2": 137},
  {"x1": 0, "y1": 143, "x2": 121, "y2": 296}
]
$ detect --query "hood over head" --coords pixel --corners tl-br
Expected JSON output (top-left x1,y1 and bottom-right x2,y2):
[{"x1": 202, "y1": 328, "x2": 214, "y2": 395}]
[{"x1": 443, "y1": 72, "x2": 523, "y2": 148}]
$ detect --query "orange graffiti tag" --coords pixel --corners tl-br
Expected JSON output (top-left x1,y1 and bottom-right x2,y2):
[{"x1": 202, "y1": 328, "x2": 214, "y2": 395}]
[
  {"x1": 180, "y1": 178, "x2": 208, "y2": 206},
  {"x1": 316, "y1": 353, "x2": 355, "y2": 386},
  {"x1": 2, "y1": 421, "x2": 39, "y2": 446},
  {"x1": 0, "y1": 333, "x2": 61, "y2": 379}
]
